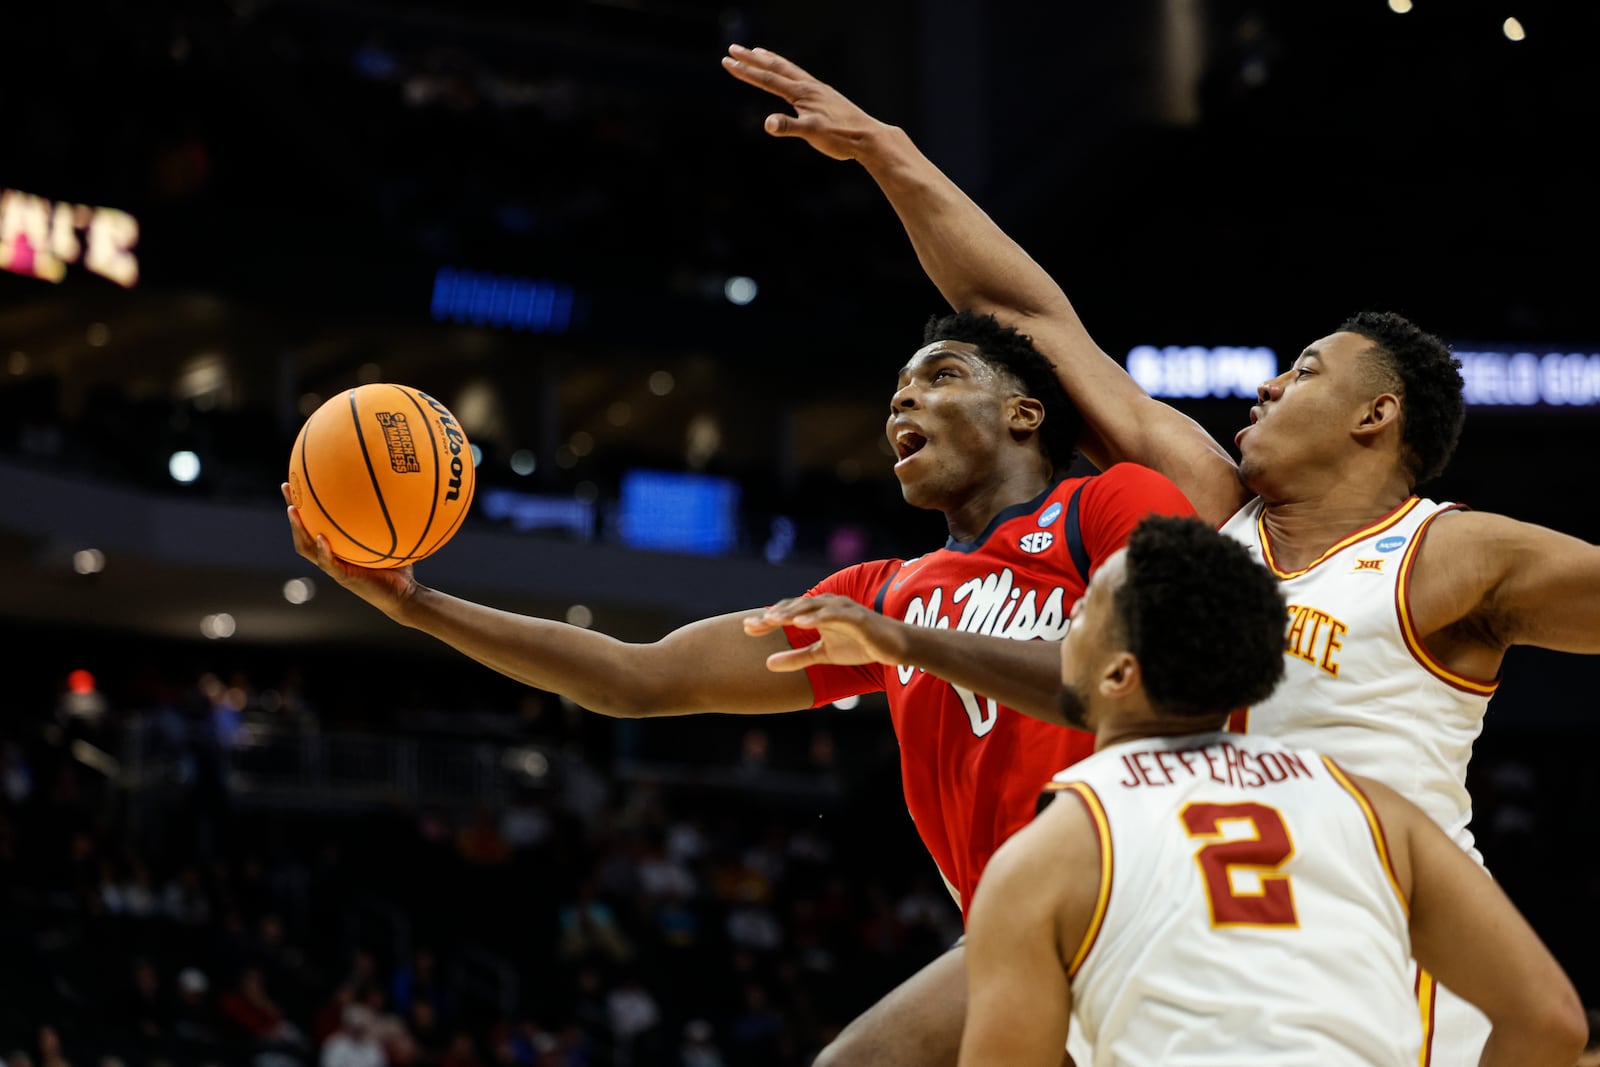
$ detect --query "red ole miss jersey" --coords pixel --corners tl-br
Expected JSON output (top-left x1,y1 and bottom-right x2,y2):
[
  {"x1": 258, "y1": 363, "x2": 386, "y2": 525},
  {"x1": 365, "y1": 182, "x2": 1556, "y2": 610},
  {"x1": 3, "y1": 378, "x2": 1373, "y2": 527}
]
[{"x1": 786, "y1": 463, "x2": 1194, "y2": 912}]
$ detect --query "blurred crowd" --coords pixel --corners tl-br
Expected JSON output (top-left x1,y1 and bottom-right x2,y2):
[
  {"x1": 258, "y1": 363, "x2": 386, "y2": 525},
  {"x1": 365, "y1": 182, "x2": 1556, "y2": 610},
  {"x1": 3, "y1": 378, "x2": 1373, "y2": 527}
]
[{"x1": 0, "y1": 660, "x2": 959, "y2": 1067}]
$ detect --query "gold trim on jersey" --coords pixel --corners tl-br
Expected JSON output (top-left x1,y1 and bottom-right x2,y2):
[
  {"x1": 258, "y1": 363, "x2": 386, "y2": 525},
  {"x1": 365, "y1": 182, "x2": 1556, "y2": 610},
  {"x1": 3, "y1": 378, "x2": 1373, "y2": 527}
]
[
  {"x1": 1415, "y1": 968, "x2": 1439, "y2": 1067},
  {"x1": 1395, "y1": 507, "x2": 1501, "y2": 696},
  {"x1": 1257, "y1": 497, "x2": 1423, "y2": 580},
  {"x1": 1058, "y1": 781, "x2": 1113, "y2": 979},
  {"x1": 1321, "y1": 756, "x2": 1408, "y2": 917}
]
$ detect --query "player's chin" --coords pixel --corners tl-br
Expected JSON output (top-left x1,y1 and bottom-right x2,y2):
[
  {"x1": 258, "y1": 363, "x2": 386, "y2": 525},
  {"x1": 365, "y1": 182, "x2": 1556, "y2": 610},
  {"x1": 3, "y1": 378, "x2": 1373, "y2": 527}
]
[
  {"x1": 902, "y1": 479, "x2": 947, "y2": 511},
  {"x1": 894, "y1": 472, "x2": 937, "y2": 510}
]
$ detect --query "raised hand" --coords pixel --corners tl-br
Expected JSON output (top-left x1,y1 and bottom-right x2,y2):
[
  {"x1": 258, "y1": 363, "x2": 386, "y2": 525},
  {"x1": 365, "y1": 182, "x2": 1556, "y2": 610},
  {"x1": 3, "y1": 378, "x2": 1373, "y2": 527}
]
[
  {"x1": 281, "y1": 482, "x2": 418, "y2": 619},
  {"x1": 743, "y1": 594, "x2": 910, "y2": 672},
  {"x1": 720, "y1": 44, "x2": 889, "y2": 161}
]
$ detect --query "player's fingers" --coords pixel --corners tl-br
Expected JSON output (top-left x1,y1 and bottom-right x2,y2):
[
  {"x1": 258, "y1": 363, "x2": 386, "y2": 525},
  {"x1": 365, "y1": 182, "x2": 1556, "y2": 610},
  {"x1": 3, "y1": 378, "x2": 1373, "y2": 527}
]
[
  {"x1": 746, "y1": 46, "x2": 816, "y2": 84},
  {"x1": 722, "y1": 59, "x2": 806, "y2": 106},
  {"x1": 280, "y1": 481, "x2": 293, "y2": 506},
  {"x1": 764, "y1": 646, "x2": 820, "y2": 673},
  {"x1": 286, "y1": 507, "x2": 316, "y2": 553}
]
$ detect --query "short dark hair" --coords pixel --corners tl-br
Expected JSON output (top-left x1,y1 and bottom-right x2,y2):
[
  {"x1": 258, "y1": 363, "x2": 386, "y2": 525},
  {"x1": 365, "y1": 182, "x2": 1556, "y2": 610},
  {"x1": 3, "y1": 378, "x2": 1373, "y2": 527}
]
[
  {"x1": 923, "y1": 310, "x2": 1081, "y2": 471},
  {"x1": 1338, "y1": 311, "x2": 1464, "y2": 487},
  {"x1": 1113, "y1": 515, "x2": 1286, "y2": 719}
]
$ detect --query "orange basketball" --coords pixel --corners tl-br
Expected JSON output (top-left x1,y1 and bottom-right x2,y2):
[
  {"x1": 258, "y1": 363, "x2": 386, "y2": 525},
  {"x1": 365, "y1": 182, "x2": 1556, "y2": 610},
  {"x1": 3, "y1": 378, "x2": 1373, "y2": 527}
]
[{"x1": 287, "y1": 384, "x2": 476, "y2": 568}]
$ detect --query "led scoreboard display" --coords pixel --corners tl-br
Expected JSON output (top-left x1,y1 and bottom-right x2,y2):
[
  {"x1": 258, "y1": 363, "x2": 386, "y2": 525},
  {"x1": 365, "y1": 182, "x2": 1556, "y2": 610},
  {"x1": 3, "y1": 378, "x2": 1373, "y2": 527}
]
[{"x1": 0, "y1": 187, "x2": 139, "y2": 288}]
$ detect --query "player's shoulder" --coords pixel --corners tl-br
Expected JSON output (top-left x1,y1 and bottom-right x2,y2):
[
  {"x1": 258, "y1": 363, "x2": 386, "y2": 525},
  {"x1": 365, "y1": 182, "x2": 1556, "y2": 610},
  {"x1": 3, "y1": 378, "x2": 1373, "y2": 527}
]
[
  {"x1": 1077, "y1": 461, "x2": 1195, "y2": 511},
  {"x1": 1412, "y1": 505, "x2": 1541, "y2": 556},
  {"x1": 814, "y1": 556, "x2": 904, "y2": 600}
]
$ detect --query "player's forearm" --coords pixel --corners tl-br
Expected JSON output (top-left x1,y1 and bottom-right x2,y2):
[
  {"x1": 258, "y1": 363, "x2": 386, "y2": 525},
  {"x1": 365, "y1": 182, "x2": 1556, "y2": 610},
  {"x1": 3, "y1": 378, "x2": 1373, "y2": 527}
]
[
  {"x1": 853, "y1": 127, "x2": 1169, "y2": 470},
  {"x1": 897, "y1": 627, "x2": 1069, "y2": 726},
  {"x1": 392, "y1": 586, "x2": 680, "y2": 717},
  {"x1": 1477, "y1": 1015, "x2": 1587, "y2": 1067},
  {"x1": 855, "y1": 125, "x2": 1076, "y2": 321}
]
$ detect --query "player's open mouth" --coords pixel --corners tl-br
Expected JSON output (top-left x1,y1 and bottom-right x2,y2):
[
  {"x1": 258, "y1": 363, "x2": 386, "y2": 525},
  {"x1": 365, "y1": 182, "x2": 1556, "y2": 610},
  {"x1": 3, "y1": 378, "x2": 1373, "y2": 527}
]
[{"x1": 893, "y1": 429, "x2": 929, "y2": 469}]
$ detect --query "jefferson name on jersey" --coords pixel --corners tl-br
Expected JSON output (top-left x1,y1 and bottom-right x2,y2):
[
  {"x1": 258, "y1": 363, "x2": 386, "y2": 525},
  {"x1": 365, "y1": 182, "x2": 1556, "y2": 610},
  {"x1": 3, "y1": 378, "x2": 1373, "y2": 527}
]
[{"x1": 1105, "y1": 739, "x2": 1315, "y2": 792}]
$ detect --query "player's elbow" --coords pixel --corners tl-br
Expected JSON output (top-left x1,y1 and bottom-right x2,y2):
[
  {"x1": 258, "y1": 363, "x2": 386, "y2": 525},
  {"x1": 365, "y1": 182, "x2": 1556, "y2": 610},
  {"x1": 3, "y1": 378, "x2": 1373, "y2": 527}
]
[
  {"x1": 1533, "y1": 981, "x2": 1588, "y2": 1063},
  {"x1": 584, "y1": 649, "x2": 690, "y2": 719},
  {"x1": 1490, "y1": 977, "x2": 1587, "y2": 1064},
  {"x1": 583, "y1": 684, "x2": 669, "y2": 720}
]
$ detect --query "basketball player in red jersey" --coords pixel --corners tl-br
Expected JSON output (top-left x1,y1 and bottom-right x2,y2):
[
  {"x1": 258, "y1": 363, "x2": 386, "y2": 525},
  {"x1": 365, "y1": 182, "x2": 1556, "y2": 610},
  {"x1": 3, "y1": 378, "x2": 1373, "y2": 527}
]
[
  {"x1": 722, "y1": 44, "x2": 1600, "y2": 1066},
  {"x1": 286, "y1": 309, "x2": 1193, "y2": 1067}
]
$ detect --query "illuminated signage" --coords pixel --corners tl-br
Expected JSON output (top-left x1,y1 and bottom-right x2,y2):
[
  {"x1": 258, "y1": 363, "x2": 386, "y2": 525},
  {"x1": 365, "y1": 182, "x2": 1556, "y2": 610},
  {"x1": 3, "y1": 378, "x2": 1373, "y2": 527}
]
[
  {"x1": 0, "y1": 187, "x2": 139, "y2": 287},
  {"x1": 1125, "y1": 345, "x2": 1278, "y2": 399},
  {"x1": 1455, "y1": 348, "x2": 1600, "y2": 408},
  {"x1": 431, "y1": 267, "x2": 578, "y2": 333}
]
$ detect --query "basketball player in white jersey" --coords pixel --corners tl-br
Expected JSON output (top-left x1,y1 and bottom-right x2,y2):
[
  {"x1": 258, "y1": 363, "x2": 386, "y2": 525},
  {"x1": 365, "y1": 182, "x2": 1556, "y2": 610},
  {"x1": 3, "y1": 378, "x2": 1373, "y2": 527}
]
[
  {"x1": 722, "y1": 45, "x2": 1600, "y2": 1064},
  {"x1": 957, "y1": 515, "x2": 1583, "y2": 1067}
]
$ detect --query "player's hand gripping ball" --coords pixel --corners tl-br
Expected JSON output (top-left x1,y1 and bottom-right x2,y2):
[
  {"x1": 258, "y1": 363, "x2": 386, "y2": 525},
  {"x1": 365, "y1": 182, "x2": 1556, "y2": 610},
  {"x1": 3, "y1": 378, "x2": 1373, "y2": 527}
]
[{"x1": 287, "y1": 384, "x2": 476, "y2": 568}]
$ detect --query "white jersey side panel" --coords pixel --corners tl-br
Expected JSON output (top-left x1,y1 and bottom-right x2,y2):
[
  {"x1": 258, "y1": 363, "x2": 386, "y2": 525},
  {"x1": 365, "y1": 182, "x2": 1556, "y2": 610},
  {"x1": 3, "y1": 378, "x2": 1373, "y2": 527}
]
[
  {"x1": 1219, "y1": 497, "x2": 1495, "y2": 863},
  {"x1": 1059, "y1": 734, "x2": 1419, "y2": 1067}
]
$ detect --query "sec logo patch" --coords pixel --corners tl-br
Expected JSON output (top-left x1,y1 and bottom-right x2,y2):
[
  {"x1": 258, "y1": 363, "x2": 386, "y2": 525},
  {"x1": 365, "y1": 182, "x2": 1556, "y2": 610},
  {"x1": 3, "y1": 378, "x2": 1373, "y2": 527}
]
[{"x1": 1019, "y1": 531, "x2": 1054, "y2": 554}]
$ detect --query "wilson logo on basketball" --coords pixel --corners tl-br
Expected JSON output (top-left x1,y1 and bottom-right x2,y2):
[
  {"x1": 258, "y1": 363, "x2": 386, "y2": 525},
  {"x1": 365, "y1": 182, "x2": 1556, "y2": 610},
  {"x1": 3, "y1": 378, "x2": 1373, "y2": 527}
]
[{"x1": 375, "y1": 412, "x2": 423, "y2": 474}]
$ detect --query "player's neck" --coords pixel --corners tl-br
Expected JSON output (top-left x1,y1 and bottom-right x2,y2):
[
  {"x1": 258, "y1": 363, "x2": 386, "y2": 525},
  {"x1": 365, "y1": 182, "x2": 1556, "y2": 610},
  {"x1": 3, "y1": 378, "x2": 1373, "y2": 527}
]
[
  {"x1": 1257, "y1": 473, "x2": 1415, "y2": 570},
  {"x1": 1094, "y1": 717, "x2": 1226, "y2": 752},
  {"x1": 941, "y1": 469, "x2": 1055, "y2": 543}
]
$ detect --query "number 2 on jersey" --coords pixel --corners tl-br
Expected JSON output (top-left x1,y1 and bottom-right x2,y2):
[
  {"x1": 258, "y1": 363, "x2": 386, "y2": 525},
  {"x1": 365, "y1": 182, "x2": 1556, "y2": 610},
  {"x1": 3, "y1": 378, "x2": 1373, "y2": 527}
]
[{"x1": 1180, "y1": 802, "x2": 1299, "y2": 927}]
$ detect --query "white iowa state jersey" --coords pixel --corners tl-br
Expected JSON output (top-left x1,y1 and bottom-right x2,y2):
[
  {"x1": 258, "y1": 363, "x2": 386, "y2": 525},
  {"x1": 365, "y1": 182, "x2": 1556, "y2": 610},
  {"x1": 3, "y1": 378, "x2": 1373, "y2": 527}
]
[
  {"x1": 1053, "y1": 733, "x2": 1418, "y2": 1067},
  {"x1": 1219, "y1": 496, "x2": 1495, "y2": 863}
]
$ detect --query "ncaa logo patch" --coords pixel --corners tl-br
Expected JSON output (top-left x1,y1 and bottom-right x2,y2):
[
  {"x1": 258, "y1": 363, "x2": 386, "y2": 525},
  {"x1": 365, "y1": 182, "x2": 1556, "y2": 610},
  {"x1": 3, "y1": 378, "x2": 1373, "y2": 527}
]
[
  {"x1": 1019, "y1": 531, "x2": 1054, "y2": 554},
  {"x1": 1375, "y1": 535, "x2": 1407, "y2": 552},
  {"x1": 1037, "y1": 502, "x2": 1063, "y2": 528}
]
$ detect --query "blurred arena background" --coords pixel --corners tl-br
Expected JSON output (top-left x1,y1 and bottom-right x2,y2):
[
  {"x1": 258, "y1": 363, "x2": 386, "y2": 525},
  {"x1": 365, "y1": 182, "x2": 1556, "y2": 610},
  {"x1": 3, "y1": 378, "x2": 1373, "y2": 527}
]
[{"x1": 2, "y1": 0, "x2": 1598, "y2": 1063}]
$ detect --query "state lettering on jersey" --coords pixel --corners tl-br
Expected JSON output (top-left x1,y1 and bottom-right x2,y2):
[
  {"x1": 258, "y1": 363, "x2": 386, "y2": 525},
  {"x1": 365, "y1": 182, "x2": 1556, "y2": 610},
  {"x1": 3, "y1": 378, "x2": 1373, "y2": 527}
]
[
  {"x1": 1112, "y1": 742, "x2": 1314, "y2": 790},
  {"x1": 1284, "y1": 603, "x2": 1348, "y2": 677},
  {"x1": 896, "y1": 566, "x2": 1072, "y2": 737}
]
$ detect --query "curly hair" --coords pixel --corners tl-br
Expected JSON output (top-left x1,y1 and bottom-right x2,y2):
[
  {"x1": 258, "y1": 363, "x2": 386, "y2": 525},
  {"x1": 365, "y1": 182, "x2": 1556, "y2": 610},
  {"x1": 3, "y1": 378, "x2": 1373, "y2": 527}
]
[
  {"x1": 923, "y1": 310, "x2": 1081, "y2": 472},
  {"x1": 1337, "y1": 310, "x2": 1465, "y2": 487},
  {"x1": 1113, "y1": 515, "x2": 1286, "y2": 720}
]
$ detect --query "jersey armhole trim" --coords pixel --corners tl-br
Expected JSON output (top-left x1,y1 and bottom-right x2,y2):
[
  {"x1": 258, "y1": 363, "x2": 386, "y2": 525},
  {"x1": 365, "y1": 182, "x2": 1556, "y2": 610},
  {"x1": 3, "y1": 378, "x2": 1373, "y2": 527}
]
[
  {"x1": 1320, "y1": 755, "x2": 1409, "y2": 917},
  {"x1": 871, "y1": 572, "x2": 896, "y2": 615},
  {"x1": 1053, "y1": 780, "x2": 1114, "y2": 978},
  {"x1": 1394, "y1": 505, "x2": 1500, "y2": 696},
  {"x1": 1063, "y1": 481, "x2": 1091, "y2": 583}
]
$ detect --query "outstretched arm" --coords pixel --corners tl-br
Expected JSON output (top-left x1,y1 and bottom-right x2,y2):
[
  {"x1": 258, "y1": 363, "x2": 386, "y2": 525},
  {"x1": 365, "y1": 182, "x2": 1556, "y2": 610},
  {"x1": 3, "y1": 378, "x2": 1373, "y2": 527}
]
[
  {"x1": 287, "y1": 494, "x2": 813, "y2": 718},
  {"x1": 745, "y1": 595, "x2": 1068, "y2": 725},
  {"x1": 1407, "y1": 511, "x2": 1600, "y2": 677},
  {"x1": 1359, "y1": 774, "x2": 1586, "y2": 1067},
  {"x1": 722, "y1": 44, "x2": 1248, "y2": 526}
]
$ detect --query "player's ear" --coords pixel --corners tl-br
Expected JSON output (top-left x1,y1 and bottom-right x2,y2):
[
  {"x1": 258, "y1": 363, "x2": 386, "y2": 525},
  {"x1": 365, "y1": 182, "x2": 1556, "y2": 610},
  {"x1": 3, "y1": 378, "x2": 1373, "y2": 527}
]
[
  {"x1": 1099, "y1": 652, "x2": 1140, "y2": 699},
  {"x1": 1009, "y1": 395, "x2": 1046, "y2": 434},
  {"x1": 1353, "y1": 391, "x2": 1401, "y2": 439}
]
